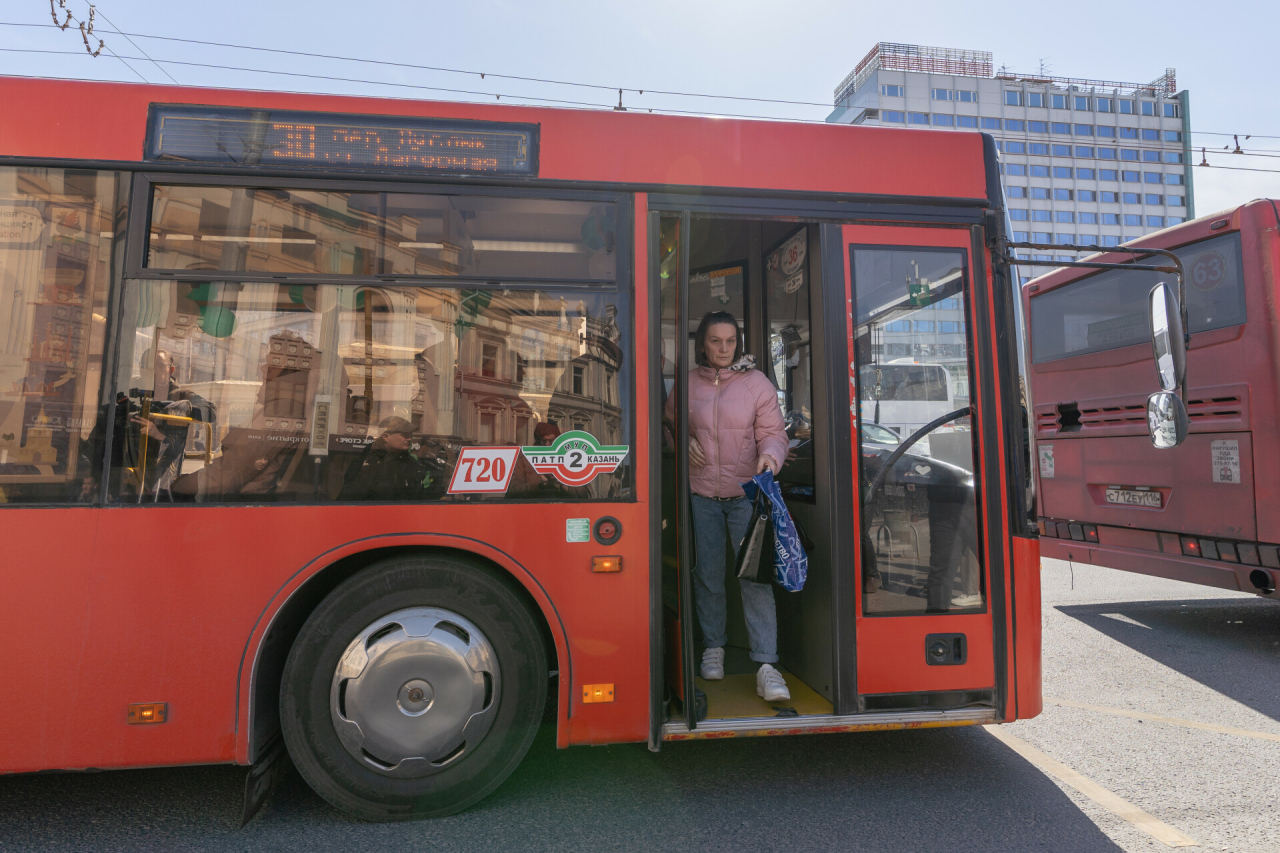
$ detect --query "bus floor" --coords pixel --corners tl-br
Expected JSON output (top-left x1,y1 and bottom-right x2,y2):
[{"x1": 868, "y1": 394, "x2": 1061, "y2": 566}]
[{"x1": 696, "y1": 644, "x2": 833, "y2": 719}]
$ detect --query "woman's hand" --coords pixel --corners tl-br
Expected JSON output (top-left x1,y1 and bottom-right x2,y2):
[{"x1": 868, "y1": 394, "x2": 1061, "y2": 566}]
[
  {"x1": 756, "y1": 453, "x2": 780, "y2": 475},
  {"x1": 131, "y1": 414, "x2": 164, "y2": 441},
  {"x1": 688, "y1": 436, "x2": 706, "y2": 467}
]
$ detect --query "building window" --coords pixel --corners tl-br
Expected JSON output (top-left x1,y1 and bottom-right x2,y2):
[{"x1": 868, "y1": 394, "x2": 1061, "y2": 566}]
[
  {"x1": 1123, "y1": 192, "x2": 1141, "y2": 204},
  {"x1": 1056, "y1": 211, "x2": 1075, "y2": 223},
  {"x1": 958, "y1": 90, "x2": 977, "y2": 102},
  {"x1": 1164, "y1": 152, "x2": 1184, "y2": 164},
  {"x1": 1147, "y1": 215, "x2": 1165, "y2": 228},
  {"x1": 881, "y1": 84, "x2": 904, "y2": 97},
  {"x1": 1103, "y1": 213, "x2": 1120, "y2": 225},
  {"x1": 1006, "y1": 164, "x2": 1027, "y2": 176},
  {"x1": 1030, "y1": 120, "x2": 1049, "y2": 133},
  {"x1": 1027, "y1": 92, "x2": 1045, "y2": 108},
  {"x1": 1052, "y1": 93, "x2": 1067, "y2": 109},
  {"x1": 1163, "y1": 103, "x2": 1180, "y2": 118},
  {"x1": 1030, "y1": 165, "x2": 1050, "y2": 177},
  {"x1": 908, "y1": 112, "x2": 929, "y2": 125},
  {"x1": 1145, "y1": 193, "x2": 1163, "y2": 205},
  {"x1": 1033, "y1": 253, "x2": 1053, "y2": 261},
  {"x1": 1168, "y1": 195, "x2": 1185, "y2": 206},
  {"x1": 1096, "y1": 126, "x2": 1116, "y2": 139},
  {"x1": 882, "y1": 110, "x2": 905, "y2": 123},
  {"x1": 1006, "y1": 141, "x2": 1027, "y2": 154},
  {"x1": 939, "y1": 321, "x2": 963, "y2": 334},
  {"x1": 1167, "y1": 216, "x2": 1185, "y2": 225},
  {"x1": 1122, "y1": 170, "x2": 1140, "y2": 182},
  {"x1": 1167, "y1": 173, "x2": 1185, "y2": 185},
  {"x1": 1142, "y1": 102, "x2": 1155, "y2": 116},
  {"x1": 1078, "y1": 191, "x2": 1097, "y2": 202},
  {"x1": 1119, "y1": 127, "x2": 1139, "y2": 140},
  {"x1": 982, "y1": 117, "x2": 1001, "y2": 130},
  {"x1": 1124, "y1": 214, "x2": 1142, "y2": 226},
  {"x1": 933, "y1": 114, "x2": 954, "y2": 126},
  {"x1": 1009, "y1": 208, "x2": 1029, "y2": 220},
  {"x1": 1030, "y1": 142, "x2": 1049, "y2": 155},
  {"x1": 1143, "y1": 150, "x2": 1161, "y2": 162},
  {"x1": 1144, "y1": 172, "x2": 1163, "y2": 184},
  {"x1": 1074, "y1": 124, "x2": 1093, "y2": 136},
  {"x1": 914, "y1": 320, "x2": 935, "y2": 332},
  {"x1": 1006, "y1": 119, "x2": 1025, "y2": 131},
  {"x1": 1030, "y1": 187, "x2": 1050, "y2": 199},
  {"x1": 931, "y1": 88, "x2": 953, "y2": 100},
  {"x1": 1032, "y1": 209, "x2": 1051, "y2": 222},
  {"x1": 1101, "y1": 191, "x2": 1118, "y2": 203},
  {"x1": 958, "y1": 115, "x2": 978, "y2": 128},
  {"x1": 1097, "y1": 98, "x2": 1113, "y2": 113},
  {"x1": 1054, "y1": 189, "x2": 1073, "y2": 201},
  {"x1": 481, "y1": 342, "x2": 499, "y2": 378},
  {"x1": 1142, "y1": 129, "x2": 1159, "y2": 141},
  {"x1": 572, "y1": 364, "x2": 585, "y2": 396},
  {"x1": 1074, "y1": 96, "x2": 1090, "y2": 110},
  {"x1": 1056, "y1": 234, "x2": 1075, "y2": 244},
  {"x1": 1100, "y1": 169, "x2": 1119, "y2": 181},
  {"x1": 1164, "y1": 130, "x2": 1183, "y2": 142},
  {"x1": 1007, "y1": 185, "x2": 1027, "y2": 198},
  {"x1": 1119, "y1": 100, "x2": 1135, "y2": 114},
  {"x1": 1032, "y1": 231, "x2": 1053, "y2": 242},
  {"x1": 1079, "y1": 212, "x2": 1099, "y2": 224},
  {"x1": 1101, "y1": 235, "x2": 1122, "y2": 247},
  {"x1": 1121, "y1": 149, "x2": 1140, "y2": 161},
  {"x1": 1052, "y1": 122, "x2": 1070, "y2": 134},
  {"x1": 1053, "y1": 166, "x2": 1072, "y2": 178},
  {"x1": 1079, "y1": 234, "x2": 1099, "y2": 245},
  {"x1": 1005, "y1": 91, "x2": 1022, "y2": 106},
  {"x1": 1098, "y1": 147, "x2": 1116, "y2": 159},
  {"x1": 1052, "y1": 144, "x2": 1071, "y2": 156},
  {"x1": 1076, "y1": 168, "x2": 1095, "y2": 179},
  {"x1": 1012, "y1": 230, "x2": 1030, "y2": 241}
]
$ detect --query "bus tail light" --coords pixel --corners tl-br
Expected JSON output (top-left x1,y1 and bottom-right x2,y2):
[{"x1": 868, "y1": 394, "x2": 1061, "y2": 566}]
[
  {"x1": 1199, "y1": 539, "x2": 1220, "y2": 560},
  {"x1": 1260, "y1": 546, "x2": 1280, "y2": 569},
  {"x1": 1180, "y1": 536, "x2": 1201, "y2": 557},
  {"x1": 1217, "y1": 542, "x2": 1239, "y2": 563},
  {"x1": 1056, "y1": 522, "x2": 1071, "y2": 539},
  {"x1": 1068, "y1": 523, "x2": 1084, "y2": 541},
  {"x1": 591, "y1": 556, "x2": 623, "y2": 573},
  {"x1": 1083, "y1": 525, "x2": 1099, "y2": 543}
]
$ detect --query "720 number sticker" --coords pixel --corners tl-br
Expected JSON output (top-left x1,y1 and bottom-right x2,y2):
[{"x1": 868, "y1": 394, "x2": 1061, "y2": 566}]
[{"x1": 447, "y1": 446, "x2": 520, "y2": 494}]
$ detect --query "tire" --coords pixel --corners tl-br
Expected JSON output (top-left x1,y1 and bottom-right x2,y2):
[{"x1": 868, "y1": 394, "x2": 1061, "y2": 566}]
[{"x1": 280, "y1": 553, "x2": 548, "y2": 820}]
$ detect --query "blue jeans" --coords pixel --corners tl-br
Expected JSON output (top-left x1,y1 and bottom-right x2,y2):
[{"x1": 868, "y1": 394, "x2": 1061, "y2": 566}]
[{"x1": 690, "y1": 494, "x2": 779, "y2": 664}]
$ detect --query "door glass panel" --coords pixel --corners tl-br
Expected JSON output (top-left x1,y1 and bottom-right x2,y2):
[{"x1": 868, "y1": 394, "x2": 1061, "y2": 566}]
[
  {"x1": 851, "y1": 247, "x2": 982, "y2": 614},
  {"x1": 765, "y1": 228, "x2": 814, "y2": 499}
]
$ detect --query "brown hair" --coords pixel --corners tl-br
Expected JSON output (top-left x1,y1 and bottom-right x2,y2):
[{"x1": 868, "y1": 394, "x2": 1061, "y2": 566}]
[{"x1": 694, "y1": 311, "x2": 743, "y2": 367}]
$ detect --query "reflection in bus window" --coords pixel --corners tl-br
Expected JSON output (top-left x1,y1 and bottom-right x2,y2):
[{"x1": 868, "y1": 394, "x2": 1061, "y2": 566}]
[
  {"x1": 765, "y1": 228, "x2": 814, "y2": 499},
  {"x1": 851, "y1": 247, "x2": 982, "y2": 614},
  {"x1": 147, "y1": 185, "x2": 617, "y2": 282},
  {"x1": 104, "y1": 282, "x2": 630, "y2": 503},
  {"x1": 0, "y1": 167, "x2": 126, "y2": 504}
]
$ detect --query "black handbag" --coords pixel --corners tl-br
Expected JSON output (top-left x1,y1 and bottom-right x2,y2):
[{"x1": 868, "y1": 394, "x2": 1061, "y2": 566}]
[{"x1": 735, "y1": 491, "x2": 774, "y2": 583}]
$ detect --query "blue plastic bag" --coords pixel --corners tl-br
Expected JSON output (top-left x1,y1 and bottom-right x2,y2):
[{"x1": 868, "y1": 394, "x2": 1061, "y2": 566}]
[{"x1": 741, "y1": 470, "x2": 808, "y2": 592}]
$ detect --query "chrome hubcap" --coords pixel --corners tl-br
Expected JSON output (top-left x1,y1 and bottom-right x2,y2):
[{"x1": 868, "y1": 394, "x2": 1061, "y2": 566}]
[{"x1": 330, "y1": 607, "x2": 499, "y2": 777}]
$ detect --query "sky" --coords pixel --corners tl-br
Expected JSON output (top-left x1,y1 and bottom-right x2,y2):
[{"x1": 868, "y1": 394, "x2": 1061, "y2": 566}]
[{"x1": 3, "y1": 0, "x2": 1279, "y2": 215}]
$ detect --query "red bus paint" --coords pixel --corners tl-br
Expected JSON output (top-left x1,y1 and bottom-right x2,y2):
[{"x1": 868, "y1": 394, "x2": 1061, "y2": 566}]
[
  {"x1": 1024, "y1": 200, "x2": 1280, "y2": 600},
  {"x1": 0, "y1": 75, "x2": 1038, "y2": 819}
]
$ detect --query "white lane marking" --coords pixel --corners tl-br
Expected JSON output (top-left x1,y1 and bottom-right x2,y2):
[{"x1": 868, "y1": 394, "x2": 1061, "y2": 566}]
[
  {"x1": 985, "y1": 726, "x2": 1198, "y2": 849},
  {"x1": 1098, "y1": 612, "x2": 1152, "y2": 628},
  {"x1": 1046, "y1": 698, "x2": 1280, "y2": 744}
]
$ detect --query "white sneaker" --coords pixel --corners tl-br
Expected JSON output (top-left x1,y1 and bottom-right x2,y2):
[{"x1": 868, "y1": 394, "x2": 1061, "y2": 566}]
[
  {"x1": 700, "y1": 647, "x2": 725, "y2": 680},
  {"x1": 950, "y1": 594, "x2": 983, "y2": 608},
  {"x1": 756, "y1": 664, "x2": 790, "y2": 702}
]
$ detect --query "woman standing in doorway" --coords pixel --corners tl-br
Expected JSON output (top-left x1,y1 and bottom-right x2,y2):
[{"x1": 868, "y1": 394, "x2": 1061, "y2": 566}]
[{"x1": 665, "y1": 311, "x2": 791, "y2": 702}]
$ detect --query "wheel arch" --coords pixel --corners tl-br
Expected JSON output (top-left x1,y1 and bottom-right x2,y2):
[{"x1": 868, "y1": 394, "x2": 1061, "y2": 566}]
[{"x1": 236, "y1": 534, "x2": 568, "y2": 764}]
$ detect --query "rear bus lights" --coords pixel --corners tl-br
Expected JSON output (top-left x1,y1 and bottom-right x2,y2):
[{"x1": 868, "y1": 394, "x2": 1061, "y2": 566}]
[{"x1": 1036, "y1": 519, "x2": 1097, "y2": 542}]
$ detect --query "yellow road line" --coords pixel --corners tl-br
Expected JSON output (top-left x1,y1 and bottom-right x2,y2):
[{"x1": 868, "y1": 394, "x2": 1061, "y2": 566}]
[
  {"x1": 985, "y1": 726, "x2": 1198, "y2": 849},
  {"x1": 1046, "y1": 698, "x2": 1280, "y2": 744}
]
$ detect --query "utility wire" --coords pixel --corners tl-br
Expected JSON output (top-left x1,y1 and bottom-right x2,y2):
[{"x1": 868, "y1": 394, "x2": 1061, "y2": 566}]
[{"x1": 82, "y1": 4, "x2": 178, "y2": 84}]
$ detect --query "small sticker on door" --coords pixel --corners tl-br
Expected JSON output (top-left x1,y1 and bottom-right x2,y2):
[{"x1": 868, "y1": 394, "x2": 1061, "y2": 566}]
[
  {"x1": 1039, "y1": 445, "x2": 1055, "y2": 479},
  {"x1": 1211, "y1": 439, "x2": 1240, "y2": 484},
  {"x1": 566, "y1": 518, "x2": 591, "y2": 543}
]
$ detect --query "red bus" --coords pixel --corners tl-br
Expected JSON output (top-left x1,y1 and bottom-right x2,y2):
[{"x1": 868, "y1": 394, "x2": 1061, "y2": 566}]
[
  {"x1": 0, "y1": 75, "x2": 1040, "y2": 820},
  {"x1": 1024, "y1": 200, "x2": 1280, "y2": 600}
]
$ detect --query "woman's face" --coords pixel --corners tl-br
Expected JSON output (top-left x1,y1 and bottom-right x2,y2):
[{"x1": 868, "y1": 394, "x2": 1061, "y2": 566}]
[{"x1": 703, "y1": 323, "x2": 738, "y2": 369}]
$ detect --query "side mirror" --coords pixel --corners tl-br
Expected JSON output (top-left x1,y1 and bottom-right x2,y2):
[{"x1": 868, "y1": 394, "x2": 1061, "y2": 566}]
[
  {"x1": 1147, "y1": 391, "x2": 1189, "y2": 449},
  {"x1": 1149, "y1": 282, "x2": 1186, "y2": 393}
]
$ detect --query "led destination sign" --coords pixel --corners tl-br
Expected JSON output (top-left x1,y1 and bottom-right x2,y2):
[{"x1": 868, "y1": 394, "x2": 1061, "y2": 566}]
[{"x1": 145, "y1": 105, "x2": 538, "y2": 176}]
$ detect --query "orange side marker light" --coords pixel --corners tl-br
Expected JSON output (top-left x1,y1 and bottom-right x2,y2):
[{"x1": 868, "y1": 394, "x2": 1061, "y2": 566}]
[
  {"x1": 127, "y1": 703, "x2": 168, "y2": 724},
  {"x1": 591, "y1": 556, "x2": 623, "y2": 573},
  {"x1": 582, "y1": 684, "x2": 615, "y2": 704}
]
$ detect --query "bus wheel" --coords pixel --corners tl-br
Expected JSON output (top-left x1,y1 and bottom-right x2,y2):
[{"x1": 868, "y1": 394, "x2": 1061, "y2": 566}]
[{"x1": 280, "y1": 555, "x2": 547, "y2": 820}]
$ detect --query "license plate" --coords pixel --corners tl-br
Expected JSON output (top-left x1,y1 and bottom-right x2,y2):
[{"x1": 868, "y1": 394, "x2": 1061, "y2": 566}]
[{"x1": 1105, "y1": 488, "x2": 1162, "y2": 508}]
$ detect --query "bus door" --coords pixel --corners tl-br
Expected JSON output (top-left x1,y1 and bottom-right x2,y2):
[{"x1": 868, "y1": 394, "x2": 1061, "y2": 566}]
[{"x1": 834, "y1": 223, "x2": 1000, "y2": 713}]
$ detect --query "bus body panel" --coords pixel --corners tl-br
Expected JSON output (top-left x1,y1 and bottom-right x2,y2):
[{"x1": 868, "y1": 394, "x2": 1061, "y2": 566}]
[
  {"x1": 1011, "y1": 535, "x2": 1041, "y2": 721},
  {"x1": 0, "y1": 77, "x2": 987, "y2": 202},
  {"x1": 1025, "y1": 200, "x2": 1280, "y2": 596}
]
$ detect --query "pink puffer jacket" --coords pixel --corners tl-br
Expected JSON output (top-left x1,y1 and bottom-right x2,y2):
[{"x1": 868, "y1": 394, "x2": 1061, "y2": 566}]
[{"x1": 665, "y1": 366, "x2": 789, "y2": 499}]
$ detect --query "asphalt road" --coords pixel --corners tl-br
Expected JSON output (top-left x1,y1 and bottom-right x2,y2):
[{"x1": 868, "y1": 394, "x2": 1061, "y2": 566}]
[{"x1": 2, "y1": 560, "x2": 1276, "y2": 852}]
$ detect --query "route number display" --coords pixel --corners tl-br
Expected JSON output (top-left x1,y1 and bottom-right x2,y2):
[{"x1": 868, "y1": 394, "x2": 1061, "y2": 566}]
[{"x1": 447, "y1": 447, "x2": 520, "y2": 494}]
